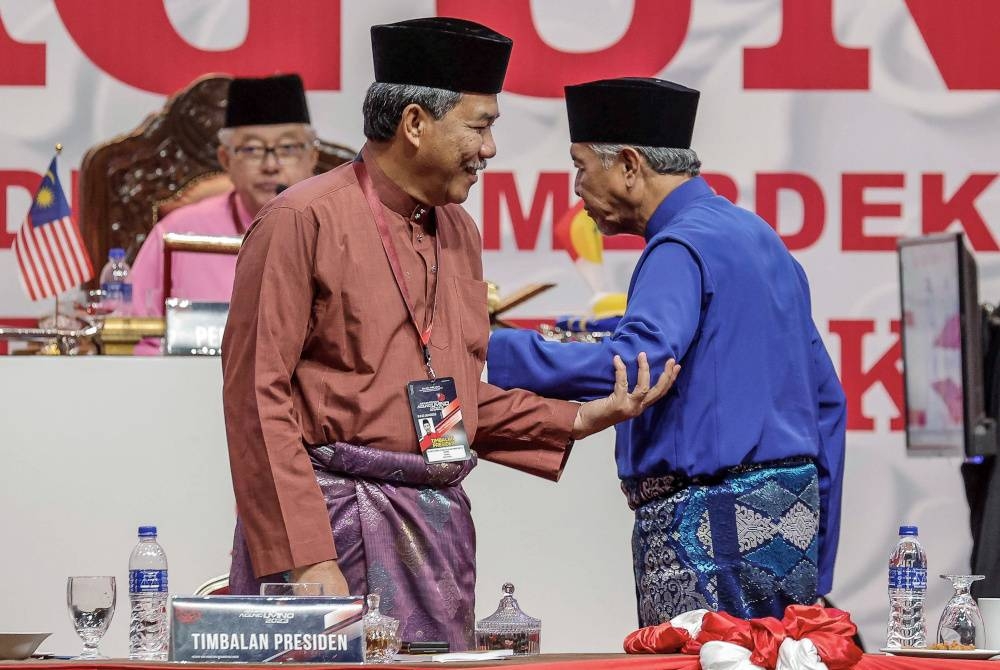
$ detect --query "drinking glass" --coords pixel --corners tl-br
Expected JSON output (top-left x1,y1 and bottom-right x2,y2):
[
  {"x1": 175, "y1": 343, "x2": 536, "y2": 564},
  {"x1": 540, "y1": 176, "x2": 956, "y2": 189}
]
[
  {"x1": 259, "y1": 582, "x2": 325, "y2": 597},
  {"x1": 66, "y1": 576, "x2": 116, "y2": 659},
  {"x1": 937, "y1": 574, "x2": 986, "y2": 647},
  {"x1": 75, "y1": 289, "x2": 113, "y2": 317}
]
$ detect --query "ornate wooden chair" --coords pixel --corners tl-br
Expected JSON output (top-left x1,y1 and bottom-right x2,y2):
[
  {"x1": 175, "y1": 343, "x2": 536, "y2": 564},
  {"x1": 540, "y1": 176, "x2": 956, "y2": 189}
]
[{"x1": 77, "y1": 73, "x2": 355, "y2": 280}]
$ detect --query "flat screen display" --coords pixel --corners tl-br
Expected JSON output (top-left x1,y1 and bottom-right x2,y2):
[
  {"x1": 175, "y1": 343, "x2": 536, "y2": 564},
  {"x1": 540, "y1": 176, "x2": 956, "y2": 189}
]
[
  {"x1": 899, "y1": 233, "x2": 997, "y2": 457},
  {"x1": 899, "y1": 235, "x2": 966, "y2": 457}
]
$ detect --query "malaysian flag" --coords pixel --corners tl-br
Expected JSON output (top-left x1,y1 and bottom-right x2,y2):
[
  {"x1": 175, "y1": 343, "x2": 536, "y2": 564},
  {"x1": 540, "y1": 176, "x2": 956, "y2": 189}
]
[{"x1": 12, "y1": 156, "x2": 94, "y2": 301}]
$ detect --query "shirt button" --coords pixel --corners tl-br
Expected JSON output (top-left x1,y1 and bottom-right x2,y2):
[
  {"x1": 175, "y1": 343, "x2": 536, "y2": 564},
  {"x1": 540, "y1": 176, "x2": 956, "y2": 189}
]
[{"x1": 430, "y1": 265, "x2": 438, "y2": 274}]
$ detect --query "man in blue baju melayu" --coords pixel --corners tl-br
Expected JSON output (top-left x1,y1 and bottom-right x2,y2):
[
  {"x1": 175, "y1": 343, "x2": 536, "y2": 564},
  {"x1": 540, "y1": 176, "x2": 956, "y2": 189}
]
[{"x1": 487, "y1": 77, "x2": 847, "y2": 625}]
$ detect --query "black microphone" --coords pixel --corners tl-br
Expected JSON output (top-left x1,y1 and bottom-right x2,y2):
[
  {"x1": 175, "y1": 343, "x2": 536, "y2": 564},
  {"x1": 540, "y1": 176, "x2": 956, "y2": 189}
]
[{"x1": 275, "y1": 183, "x2": 288, "y2": 195}]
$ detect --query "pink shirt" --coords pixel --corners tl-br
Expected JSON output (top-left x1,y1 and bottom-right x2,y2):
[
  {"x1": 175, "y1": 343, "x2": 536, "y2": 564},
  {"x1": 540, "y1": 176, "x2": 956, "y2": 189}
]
[{"x1": 129, "y1": 190, "x2": 252, "y2": 354}]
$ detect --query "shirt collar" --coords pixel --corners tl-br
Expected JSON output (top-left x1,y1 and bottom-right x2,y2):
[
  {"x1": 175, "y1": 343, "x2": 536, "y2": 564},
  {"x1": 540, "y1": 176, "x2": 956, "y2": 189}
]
[
  {"x1": 644, "y1": 176, "x2": 714, "y2": 242},
  {"x1": 360, "y1": 144, "x2": 430, "y2": 220},
  {"x1": 231, "y1": 189, "x2": 254, "y2": 231}
]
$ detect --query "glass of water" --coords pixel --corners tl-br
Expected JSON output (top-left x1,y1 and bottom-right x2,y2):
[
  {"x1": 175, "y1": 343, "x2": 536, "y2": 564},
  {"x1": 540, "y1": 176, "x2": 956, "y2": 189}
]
[
  {"x1": 937, "y1": 574, "x2": 986, "y2": 647},
  {"x1": 67, "y1": 576, "x2": 116, "y2": 659}
]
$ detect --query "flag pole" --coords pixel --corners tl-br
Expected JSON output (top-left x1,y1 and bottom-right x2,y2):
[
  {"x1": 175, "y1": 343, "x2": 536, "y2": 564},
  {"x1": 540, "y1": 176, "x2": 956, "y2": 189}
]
[{"x1": 52, "y1": 143, "x2": 63, "y2": 327}]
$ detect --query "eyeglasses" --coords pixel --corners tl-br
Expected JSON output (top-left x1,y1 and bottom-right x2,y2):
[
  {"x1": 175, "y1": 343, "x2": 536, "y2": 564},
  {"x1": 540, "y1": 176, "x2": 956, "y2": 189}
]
[{"x1": 229, "y1": 141, "x2": 312, "y2": 164}]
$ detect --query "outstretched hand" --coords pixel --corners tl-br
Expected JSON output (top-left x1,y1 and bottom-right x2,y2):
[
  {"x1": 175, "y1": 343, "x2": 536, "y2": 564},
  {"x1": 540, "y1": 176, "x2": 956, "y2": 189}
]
[
  {"x1": 572, "y1": 352, "x2": 679, "y2": 440},
  {"x1": 290, "y1": 559, "x2": 350, "y2": 596}
]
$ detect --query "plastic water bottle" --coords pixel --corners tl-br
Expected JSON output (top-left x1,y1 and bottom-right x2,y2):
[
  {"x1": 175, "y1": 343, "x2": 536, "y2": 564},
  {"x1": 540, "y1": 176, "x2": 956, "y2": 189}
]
[
  {"x1": 99, "y1": 247, "x2": 132, "y2": 315},
  {"x1": 128, "y1": 525, "x2": 169, "y2": 660},
  {"x1": 886, "y1": 525, "x2": 928, "y2": 648}
]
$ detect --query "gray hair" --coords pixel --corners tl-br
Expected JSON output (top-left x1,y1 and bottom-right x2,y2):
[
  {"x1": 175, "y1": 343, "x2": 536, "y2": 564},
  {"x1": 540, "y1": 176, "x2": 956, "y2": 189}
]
[
  {"x1": 217, "y1": 125, "x2": 317, "y2": 147},
  {"x1": 589, "y1": 143, "x2": 701, "y2": 177},
  {"x1": 363, "y1": 82, "x2": 463, "y2": 141}
]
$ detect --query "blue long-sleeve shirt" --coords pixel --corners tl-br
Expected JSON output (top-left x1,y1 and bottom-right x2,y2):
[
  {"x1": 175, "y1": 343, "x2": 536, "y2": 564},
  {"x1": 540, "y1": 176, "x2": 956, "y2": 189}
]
[{"x1": 487, "y1": 177, "x2": 847, "y2": 594}]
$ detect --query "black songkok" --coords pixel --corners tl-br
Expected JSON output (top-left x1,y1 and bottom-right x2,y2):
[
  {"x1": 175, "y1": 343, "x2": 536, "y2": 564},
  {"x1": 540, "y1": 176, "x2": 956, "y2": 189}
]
[
  {"x1": 224, "y1": 74, "x2": 311, "y2": 128},
  {"x1": 371, "y1": 17, "x2": 512, "y2": 94},
  {"x1": 565, "y1": 77, "x2": 700, "y2": 148}
]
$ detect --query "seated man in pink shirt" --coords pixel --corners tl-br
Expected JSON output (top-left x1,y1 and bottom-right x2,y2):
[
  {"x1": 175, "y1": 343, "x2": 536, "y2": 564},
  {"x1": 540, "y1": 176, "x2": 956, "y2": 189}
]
[{"x1": 129, "y1": 73, "x2": 319, "y2": 354}]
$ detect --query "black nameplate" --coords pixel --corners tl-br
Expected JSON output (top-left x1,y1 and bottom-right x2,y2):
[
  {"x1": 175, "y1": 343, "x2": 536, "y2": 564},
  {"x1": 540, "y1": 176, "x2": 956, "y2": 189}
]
[
  {"x1": 165, "y1": 299, "x2": 229, "y2": 356},
  {"x1": 170, "y1": 595, "x2": 364, "y2": 663}
]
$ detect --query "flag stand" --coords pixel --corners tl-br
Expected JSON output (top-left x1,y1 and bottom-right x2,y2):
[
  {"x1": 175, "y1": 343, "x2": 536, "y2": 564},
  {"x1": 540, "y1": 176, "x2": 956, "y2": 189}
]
[
  {"x1": 6, "y1": 141, "x2": 95, "y2": 353},
  {"x1": 52, "y1": 143, "x2": 63, "y2": 330}
]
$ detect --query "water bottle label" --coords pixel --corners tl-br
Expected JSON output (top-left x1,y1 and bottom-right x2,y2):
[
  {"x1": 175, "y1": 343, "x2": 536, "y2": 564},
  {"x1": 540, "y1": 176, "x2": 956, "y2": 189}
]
[
  {"x1": 888, "y1": 566, "x2": 927, "y2": 589},
  {"x1": 102, "y1": 282, "x2": 132, "y2": 303},
  {"x1": 130, "y1": 569, "x2": 168, "y2": 593}
]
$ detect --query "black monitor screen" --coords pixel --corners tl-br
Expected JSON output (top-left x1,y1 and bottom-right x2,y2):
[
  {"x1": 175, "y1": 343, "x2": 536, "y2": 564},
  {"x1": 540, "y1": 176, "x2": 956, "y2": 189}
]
[{"x1": 898, "y1": 232, "x2": 993, "y2": 457}]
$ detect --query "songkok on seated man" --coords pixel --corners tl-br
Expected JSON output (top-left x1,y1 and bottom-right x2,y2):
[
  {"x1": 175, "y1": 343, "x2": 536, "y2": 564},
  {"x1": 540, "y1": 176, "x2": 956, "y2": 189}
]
[
  {"x1": 128, "y1": 73, "x2": 318, "y2": 353},
  {"x1": 224, "y1": 73, "x2": 311, "y2": 127}
]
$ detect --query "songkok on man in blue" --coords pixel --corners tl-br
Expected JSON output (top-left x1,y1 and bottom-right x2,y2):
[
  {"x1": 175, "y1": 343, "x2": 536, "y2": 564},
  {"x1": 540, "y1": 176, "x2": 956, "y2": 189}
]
[{"x1": 565, "y1": 77, "x2": 699, "y2": 148}]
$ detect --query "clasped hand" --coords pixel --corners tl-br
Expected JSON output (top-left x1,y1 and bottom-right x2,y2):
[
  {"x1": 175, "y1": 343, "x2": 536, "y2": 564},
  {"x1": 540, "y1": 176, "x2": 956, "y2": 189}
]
[{"x1": 572, "y1": 352, "x2": 679, "y2": 439}]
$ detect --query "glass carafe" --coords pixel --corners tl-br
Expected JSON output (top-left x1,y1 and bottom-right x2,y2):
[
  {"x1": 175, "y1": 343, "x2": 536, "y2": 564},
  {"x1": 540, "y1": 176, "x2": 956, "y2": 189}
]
[{"x1": 363, "y1": 594, "x2": 401, "y2": 663}]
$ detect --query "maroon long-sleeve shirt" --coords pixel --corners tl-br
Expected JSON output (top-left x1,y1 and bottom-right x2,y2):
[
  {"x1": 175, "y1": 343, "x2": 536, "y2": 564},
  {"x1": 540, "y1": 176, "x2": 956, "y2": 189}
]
[{"x1": 222, "y1": 145, "x2": 578, "y2": 578}]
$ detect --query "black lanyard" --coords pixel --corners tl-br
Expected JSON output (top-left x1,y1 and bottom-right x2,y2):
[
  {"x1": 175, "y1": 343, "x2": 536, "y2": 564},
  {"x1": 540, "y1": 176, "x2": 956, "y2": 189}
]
[{"x1": 354, "y1": 159, "x2": 440, "y2": 379}]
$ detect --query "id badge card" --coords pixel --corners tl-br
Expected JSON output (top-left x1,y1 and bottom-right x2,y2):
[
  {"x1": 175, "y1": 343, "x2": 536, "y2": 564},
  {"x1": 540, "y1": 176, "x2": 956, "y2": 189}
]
[{"x1": 406, "y1": 377, "x2": 472, "y2": 464}]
